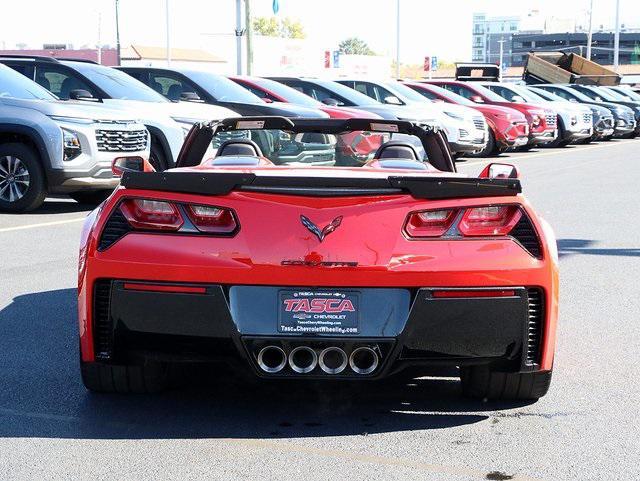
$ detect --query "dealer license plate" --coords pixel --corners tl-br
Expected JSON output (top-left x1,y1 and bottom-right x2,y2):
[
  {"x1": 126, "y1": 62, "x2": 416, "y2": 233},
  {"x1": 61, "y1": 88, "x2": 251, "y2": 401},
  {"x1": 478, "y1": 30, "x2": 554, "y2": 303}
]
[{"x1": 278, "y1": 290, "x2": 359, "y2": 335}]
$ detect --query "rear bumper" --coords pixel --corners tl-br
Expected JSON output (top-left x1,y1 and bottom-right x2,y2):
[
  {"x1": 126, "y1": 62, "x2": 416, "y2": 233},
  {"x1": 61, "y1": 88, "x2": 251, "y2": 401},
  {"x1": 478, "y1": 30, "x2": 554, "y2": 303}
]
[{"x1": 84, "y1": 280, "x2": 549, "y2": 379}]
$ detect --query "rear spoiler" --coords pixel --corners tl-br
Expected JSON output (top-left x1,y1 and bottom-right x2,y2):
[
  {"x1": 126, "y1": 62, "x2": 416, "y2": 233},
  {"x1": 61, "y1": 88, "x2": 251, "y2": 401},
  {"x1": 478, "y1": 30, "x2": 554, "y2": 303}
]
[{"x1": 121, "y1": 171, "x2": 521, "y2": 200}]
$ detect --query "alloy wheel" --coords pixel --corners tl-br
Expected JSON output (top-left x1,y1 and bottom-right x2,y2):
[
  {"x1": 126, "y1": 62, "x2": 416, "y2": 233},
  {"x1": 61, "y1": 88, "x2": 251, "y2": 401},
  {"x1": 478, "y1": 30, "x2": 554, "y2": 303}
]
[{"x1": 0, "y1": 156, "x2": 31, "y2": 203}]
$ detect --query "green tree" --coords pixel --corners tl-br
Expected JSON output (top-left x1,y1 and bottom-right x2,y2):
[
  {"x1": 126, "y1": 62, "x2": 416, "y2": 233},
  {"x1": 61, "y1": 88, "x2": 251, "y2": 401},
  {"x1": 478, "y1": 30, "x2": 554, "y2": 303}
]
[
  {"x1": 253, "y1": 16, "x2": 306, "y2": 39},
  {"x1": 338, "y1": 37, "x2": 376, "y2": 56}
]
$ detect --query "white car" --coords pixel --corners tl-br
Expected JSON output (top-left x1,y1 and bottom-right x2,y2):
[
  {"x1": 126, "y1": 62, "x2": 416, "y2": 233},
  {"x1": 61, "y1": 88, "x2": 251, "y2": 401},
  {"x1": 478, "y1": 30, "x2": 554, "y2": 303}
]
[
  {"x1": 334, "y1": 78, "x2": 487, "y2": 154},
  {"x1": 482, "y1": 82, "x2": 592, "y2": 146}
]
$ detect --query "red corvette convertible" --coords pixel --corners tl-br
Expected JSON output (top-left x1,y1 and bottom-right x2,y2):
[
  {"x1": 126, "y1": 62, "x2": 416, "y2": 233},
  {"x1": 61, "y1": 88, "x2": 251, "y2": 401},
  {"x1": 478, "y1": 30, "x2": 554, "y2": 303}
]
[{"x1": 78, "y1": 117, "x2": 558, "y2": 400}]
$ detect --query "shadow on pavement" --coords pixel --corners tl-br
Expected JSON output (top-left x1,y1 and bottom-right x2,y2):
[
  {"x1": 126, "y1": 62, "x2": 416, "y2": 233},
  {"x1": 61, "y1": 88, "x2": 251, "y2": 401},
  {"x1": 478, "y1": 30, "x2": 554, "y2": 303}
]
[
  {"x1": 17, "y1": 199, "x2": 93, "y2": 215},
  {"x1": 558, "y1": 238, "x2": 640, "y2": 258},
  {"x1": 0, "y1": 288, "x2": 532, "y2": 440}
]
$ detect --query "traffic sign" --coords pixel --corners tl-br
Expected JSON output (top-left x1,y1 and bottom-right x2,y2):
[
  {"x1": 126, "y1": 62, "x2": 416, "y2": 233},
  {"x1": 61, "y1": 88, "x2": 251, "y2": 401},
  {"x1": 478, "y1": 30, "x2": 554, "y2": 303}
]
[{"x1": 431, "y1": 56, "x2": 438, "y2": 71}]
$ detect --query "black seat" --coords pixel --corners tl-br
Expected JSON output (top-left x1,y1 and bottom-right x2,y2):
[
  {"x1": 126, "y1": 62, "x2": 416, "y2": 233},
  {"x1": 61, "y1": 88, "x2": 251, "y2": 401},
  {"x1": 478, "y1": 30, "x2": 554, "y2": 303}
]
[
  {"x1": 373, "y1": 141, "x2": 421, "y2": 160},
  {"x1": 167, "y1": 84, "x2": 183, "y2": 101},
  {"x1": 150, "y1": 80, "x2": 163, "y2": 94},
  {"x1": 216, "y1": 139, "x2": 264, "y2": 157}
]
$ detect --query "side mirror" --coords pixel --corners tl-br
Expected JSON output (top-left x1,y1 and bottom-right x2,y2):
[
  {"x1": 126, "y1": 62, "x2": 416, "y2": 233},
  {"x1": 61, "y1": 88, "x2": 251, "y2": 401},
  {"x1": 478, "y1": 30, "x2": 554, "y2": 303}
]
[
  {"x1": 321, "y1": 97, "x2": 340, "y2": 106},
  {"x1": 569, "y1": 98, "x2": 578, "y2": 103},
  {"x1": 383, "y1": 95, "x2": 403, "y2": 105},
  {"x1": 69, "y1": 89, "x2": 94, "y2": 100},
  {"x1": 511, "y1": 95, "x2": 526, "y2": 103},
  {"x1": 263, "y1": 97, "x2": 274, "y2": 103},
  {"x1": 180, "y1": 91, "x2": 202, "y2": 102},
  {"x1": 470, "y1": 95, "x2": 484, "y2": 103},
  {"x1": 432, "y1": 98, "x2": 445, "y2": 103},
  {"x1": 111, "y1": 156, "x2": 156, "y2": 177},
  {"x1": 479, "y1": 162, "x2": 519, "y2": 179}
]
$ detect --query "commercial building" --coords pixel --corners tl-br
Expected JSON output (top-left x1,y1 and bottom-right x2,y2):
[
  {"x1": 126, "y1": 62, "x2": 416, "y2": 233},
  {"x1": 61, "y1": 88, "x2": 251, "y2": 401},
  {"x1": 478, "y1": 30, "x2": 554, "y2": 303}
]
[{"x1": 472, "y1": 13, "x2": 520, "y2": 65}]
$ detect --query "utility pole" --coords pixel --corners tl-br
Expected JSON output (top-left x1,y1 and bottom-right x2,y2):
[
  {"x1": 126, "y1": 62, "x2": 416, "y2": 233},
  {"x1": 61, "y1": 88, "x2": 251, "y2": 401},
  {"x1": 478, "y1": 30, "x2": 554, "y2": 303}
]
[
  {"x1": 245, "y1": 0, "x2": 253, "y2": 75},
  {"x1": 166, "y1": 0, "x2": 171, "y2": 66},
  {"x1": 613, "y1": 0, "x2": 621, "y2": 70},
  {"x1": 97, "y1": 12, "x2": 102, "y2": 65},
  {"x1": 498, "y1": 38, "x2": 505, "y2": 82},
  {"x1": 235, "y1": 0, "x2": 243, "y2": 74},
  {"x1": 115, "y1": 0, "x2": 121, "y2": 65},
  {"x1": 586, "y1": 0, "x2": 594, "y2": 59},
  {"x1": 395, "y1": 0, "x2": 401, "y2": 78}
]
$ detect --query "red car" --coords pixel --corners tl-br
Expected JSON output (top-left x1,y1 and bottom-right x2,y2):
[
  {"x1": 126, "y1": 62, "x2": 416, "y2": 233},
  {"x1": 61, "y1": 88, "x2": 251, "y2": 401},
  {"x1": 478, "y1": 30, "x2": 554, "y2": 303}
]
[
  {"x1": 78, "y1": 117, "x2": 558, "y2": 400},
  {"x1": 402, "y1": 81, "x2": 529, "y2": 155},
  {"x1": 229, "y1": 75, "x2": 384, "y2": 164},
  {"x1": 428, "y1": 81, "x2": 558, "y2": 148}
]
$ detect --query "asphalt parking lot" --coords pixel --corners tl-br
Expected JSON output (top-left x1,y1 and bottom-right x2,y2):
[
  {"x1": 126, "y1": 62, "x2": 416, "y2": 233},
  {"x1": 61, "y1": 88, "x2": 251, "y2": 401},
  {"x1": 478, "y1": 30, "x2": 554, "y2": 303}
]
[{"x1": 1, "y1": 139, "x2": 639, "y2": 481}]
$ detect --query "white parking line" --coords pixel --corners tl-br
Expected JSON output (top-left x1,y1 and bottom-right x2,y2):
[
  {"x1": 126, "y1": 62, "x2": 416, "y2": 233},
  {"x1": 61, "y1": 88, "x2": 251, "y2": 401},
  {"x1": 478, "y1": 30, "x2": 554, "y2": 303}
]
[
  {"x1": 0, "y1": 217, "x2": 85, "y2": 233},
  {"x1": 460, "y1": 139, "x2": 636, "y2": 167}
]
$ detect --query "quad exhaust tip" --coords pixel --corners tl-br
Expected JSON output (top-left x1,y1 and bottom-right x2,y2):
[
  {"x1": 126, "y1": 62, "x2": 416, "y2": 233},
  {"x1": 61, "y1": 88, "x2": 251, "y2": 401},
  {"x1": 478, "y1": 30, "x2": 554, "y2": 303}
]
[
  {"x1": 349, "y1": 347, "x2": 379, "y2": 375},
  {"x1": 257, "y1": 345, "x2": 287, "y2": 373},
  {"x1": 289, "y1": 346, "x2": 318, "y2": 374},
  {"x1": 318, "y1": 347, "x2": 348, "y2": 374}
]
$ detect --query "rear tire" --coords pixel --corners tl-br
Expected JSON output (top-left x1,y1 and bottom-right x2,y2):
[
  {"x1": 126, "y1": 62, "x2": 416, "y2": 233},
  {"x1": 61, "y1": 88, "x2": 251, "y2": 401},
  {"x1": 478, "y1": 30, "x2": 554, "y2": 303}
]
[
  {"x1": 460, "y1": 365, "x2": 552, "y2": 400},
  {"x1": 0, "y1": 143, "x2": 47, "y2": 213},
  {"x1": 81, "y1": 360, "x2": 170, "y2": 393},
  {"x1": 69, "y1": 190, "x2": 112, "y2": 205},
  {"x1": 149, "y1": 140, "x2": 168, "y2": 171}
]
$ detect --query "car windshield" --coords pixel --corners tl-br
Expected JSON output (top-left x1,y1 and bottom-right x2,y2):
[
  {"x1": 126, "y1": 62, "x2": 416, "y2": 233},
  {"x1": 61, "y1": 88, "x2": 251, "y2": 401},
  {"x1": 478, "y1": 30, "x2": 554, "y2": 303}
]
[
  {"x1": 315, "y1": 80, "x2": 382, "y2": 106},
  {"x1": 611, "y1": 87, "x2": 640, "y2": 101},
  {"x1": 211, "y1": 128, "x2": 430, "y2": 167},
  {"x1": 553, "y1": 87, "x2": 593, "y2": 102},
  {"x1": 589, "y1": 87, "x2": 625, "y2": 102},
  {"x1": 528, "y1": 87, "x2": 568, "y2": 102},
  {"x1": 384, "y1": 82, "x2": 433, "y2": 102},
  {"x1": 470, "y1": 83, "x2": 510, "y2": 102},
  {"x1": 72, "y1": 63, "x2": 167, "y2": 102},
  {"x1": 186, "y1": 71, "x2": 262, "y2": 103},
  {"x1": 249, "y1": 77, "x2": 321, "y2": 108},
  {"x1": 415, "y1": 84, "x2": 476, "y2": 106},
  {"x1": 0, "y1": 66, "x2": 57, "y2": 101},
  {"x1": 509, "y1": 85, "x2": 547, "y2": 103}
]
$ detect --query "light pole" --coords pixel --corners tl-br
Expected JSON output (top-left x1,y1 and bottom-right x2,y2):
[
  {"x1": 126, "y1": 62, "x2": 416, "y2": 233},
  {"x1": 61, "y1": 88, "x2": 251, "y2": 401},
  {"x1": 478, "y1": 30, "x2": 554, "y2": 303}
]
[
  {"x1": 395, "y1": 0, "x2": 401, "y2": 78},
  {"x1": 498, "y1": 38, "x2": 505, "y2": 81},
  {"x1": 166, "y1": 0, "x2": 171, "y2": 66},
  {"x1": 115, "y1": 0, "x2": 121, "y2": 65},
  {"x1": 586, "y1": 0, "x2": 594, "y2": 59},
  {"x1": 235, "y1": 0, "x2": 243, "y2": 74},
  {"x1": 613, "y1": 0, "x2": 621, "y2": 70}
]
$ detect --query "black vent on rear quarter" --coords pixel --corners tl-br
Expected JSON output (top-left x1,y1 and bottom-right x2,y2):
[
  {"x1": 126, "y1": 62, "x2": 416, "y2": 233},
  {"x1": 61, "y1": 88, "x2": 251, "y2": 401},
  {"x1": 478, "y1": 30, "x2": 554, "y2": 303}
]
[
  {"x1": 98, "y1": 207, "x2": 131, "y2": 251},
  {"x1": 93, "y1": 280, "x2": 114, "y2": 360},
  {"x1": 525, "y1": 288, "x2": 544, "y2": 366},
  {"x1": 510, "y1": 215, "x2": 542, "y2": 258}
]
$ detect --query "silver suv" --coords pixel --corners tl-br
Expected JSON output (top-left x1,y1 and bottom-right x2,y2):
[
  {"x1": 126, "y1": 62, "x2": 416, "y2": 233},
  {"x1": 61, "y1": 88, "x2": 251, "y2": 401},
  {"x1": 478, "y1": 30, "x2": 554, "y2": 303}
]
[{"x1": 0, "y1": 64, "x2": 149, "y2": 212}]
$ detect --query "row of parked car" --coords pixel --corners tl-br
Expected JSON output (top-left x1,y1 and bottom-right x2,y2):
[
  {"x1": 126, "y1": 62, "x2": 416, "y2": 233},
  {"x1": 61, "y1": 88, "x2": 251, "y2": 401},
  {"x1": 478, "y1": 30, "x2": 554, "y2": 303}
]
[{"x1": 1, "y1": 54, "x2": 639, "y2": 212}]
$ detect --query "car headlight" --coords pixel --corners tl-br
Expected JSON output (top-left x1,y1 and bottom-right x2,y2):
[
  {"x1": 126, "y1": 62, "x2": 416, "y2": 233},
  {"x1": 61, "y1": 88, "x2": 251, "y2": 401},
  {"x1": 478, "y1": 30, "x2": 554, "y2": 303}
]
[
  {"x1": 62, "y1": 128, "x2": 82, "y2": 161},
  {"x1": 570, "y1": 115, "x2": 578, "y2": 126},
  {"x1": 613, "y1": 107, "x2": 627, "y2": 116},
  {"x1": 444, "y1": 111, "x2": 464, "y2": 121},
  {"x1": 531, "y1": 114, "x2": 541, "y2": 127}
]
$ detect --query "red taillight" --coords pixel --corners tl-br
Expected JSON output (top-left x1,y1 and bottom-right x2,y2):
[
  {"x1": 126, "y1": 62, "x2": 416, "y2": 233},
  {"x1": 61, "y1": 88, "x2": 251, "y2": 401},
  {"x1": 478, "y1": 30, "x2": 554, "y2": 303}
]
[
  {"x1": 458, "y1": 205, "x2": 522, "y2": 236},
  {"x1": 405, "y1": 208, "x2": 458, "y2": 238},
  {"x1": 120, "y1": 199, "x2": 183, "y2": 231},
  {"x1": 186, "y1": 204, "x2": 237, "y2": 234}
]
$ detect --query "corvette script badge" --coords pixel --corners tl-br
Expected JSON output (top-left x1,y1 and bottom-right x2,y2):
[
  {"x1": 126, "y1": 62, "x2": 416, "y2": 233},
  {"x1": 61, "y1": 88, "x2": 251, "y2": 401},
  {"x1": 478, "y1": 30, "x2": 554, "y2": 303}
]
[{"x1": 300, "y1": 215, "x2": 343, "y2": 242}]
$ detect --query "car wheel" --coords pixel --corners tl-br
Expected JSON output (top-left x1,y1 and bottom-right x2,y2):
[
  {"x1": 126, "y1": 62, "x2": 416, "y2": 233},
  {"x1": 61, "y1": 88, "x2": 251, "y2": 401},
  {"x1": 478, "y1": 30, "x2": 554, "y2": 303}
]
[
  {"x1": 466, "y1": 129, "x2": 496, "y2": 157},
  {"x1": 69, "y1": 190, "x2": 113, "y2": 205},
  {"x1": 460, "y1": 365, "x2": 552, "y2": 400},
  {"x1": 0, "y1": 143, "x2": 47, "y2": 213},
  {"x1": 81, "y1": 360, "x2": 171, "y2": 393},
  {"x1": 149, "y1": 140, "x2": 168, "y2": 171}
]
